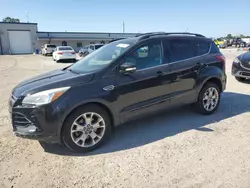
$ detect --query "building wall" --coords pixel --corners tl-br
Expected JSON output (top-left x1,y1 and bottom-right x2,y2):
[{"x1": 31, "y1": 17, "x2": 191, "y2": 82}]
[
  {"x1": 38, "y1": 39, "x2": 111, "y2": 52},
  {"x1": 0, "y1": 22, "x2": 38, "y2": 54}
]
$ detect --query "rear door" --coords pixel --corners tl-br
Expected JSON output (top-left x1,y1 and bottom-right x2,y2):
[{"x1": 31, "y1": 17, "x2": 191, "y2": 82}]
[{"x1": 163, "y1": 38, "x2": 210, "y2": 105}]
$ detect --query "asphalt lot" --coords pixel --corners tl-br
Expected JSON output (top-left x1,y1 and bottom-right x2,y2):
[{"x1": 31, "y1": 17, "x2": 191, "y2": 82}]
[{"x1": 1, "y1": 50, "x2": 250, "y2": 188}]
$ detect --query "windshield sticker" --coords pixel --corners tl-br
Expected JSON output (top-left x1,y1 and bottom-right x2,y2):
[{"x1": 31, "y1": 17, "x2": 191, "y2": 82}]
[{"x1": 116, "y1": 43, "x2": 130, "y2": 48}]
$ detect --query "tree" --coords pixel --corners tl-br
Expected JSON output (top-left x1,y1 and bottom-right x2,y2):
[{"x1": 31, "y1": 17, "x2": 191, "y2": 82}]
[
  {"x1": 226, "y1": 34, "x2": 233, "y2": 39},
  {"x1": 239, "y1": 34, "x2": 245, "y2": 38},
  {"x1": 2, "y1": 17, "x2": 20, "y2": 23}
]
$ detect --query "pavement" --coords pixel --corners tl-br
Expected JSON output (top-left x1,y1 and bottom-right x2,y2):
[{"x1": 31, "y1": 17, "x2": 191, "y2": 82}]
[{"x1": 1, "y1": 50, "x2": 250, "y2": 188}]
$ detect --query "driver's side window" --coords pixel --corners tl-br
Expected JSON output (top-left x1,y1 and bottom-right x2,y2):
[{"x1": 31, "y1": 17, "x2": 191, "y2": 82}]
[{"x1": 124, "y1": 41, "x2": 162, "y2": 70}]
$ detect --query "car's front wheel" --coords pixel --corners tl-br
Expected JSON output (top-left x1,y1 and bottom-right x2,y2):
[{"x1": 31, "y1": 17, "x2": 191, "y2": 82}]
[
  {"x1": 193, "y1": 82, "x2": 220, "y2": 115},
  {"x1": 62, "y1": 105, "x2": 112, "y2": 152}
]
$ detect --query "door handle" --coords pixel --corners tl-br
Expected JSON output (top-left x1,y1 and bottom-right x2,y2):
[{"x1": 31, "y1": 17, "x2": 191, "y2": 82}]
[
  {"x1": 103, "y1": 85, "x2": 115, "y2": 91},
  {"x1": 157, "y1": 71, "x2": 164, "y2": 76}
]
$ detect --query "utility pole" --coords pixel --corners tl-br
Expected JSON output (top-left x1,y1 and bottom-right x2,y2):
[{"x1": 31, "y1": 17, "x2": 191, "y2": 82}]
[
  {"x1": 26, "y1": 11, "x2": 29, "y2": 23},
  {"x1": 123, "y1": 21, "x2": 125, "y2": 34}
]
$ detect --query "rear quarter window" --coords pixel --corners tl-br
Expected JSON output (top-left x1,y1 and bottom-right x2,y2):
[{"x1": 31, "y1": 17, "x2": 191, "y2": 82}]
[
  {"x1": 210, "y1": 42, "x2": 220, "y2": 53},
  {"x1": 194, "y1": 40, "x2": 210, "y2": 56}
]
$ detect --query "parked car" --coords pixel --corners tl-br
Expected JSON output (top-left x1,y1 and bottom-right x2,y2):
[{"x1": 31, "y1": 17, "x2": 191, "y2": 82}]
[
  {"x1": 41, "y1": 44, "x2": 56, "y2": 56},
  {"x1": 9, "y1": 32, "x2": 227, "y2": 152},
  {"x1": 231, "y1": 38, "x2": 247, "y2": 48},
  {"x1": 232, "y1": 49, "x2": 250, "y2": 81},
  {"x1": 79, "y1": 44, "x2": 104, "y2": 57},
  {"x1": 52, "y1": 46, "x2": 76, "y2": 62},
  {"x1": 213, "y1": 38, "x2": 227, "y2": 48}
]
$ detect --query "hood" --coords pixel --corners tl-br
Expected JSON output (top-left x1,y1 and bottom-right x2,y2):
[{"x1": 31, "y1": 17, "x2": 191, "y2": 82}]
[
  {"x1": 238, "y1": 51, "x2": 250, "y2": 62},
  {"x1": 12, "y1": 68, "x2": 94, "y2": 97}
]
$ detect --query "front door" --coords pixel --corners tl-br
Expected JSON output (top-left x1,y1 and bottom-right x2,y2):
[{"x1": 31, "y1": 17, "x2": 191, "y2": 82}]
[{"x1": 112, "y1": 40, "x2": 172, "y2": 122}]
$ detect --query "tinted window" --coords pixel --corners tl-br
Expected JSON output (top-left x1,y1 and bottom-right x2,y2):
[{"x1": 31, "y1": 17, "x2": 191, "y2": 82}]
[
  {"x1": 210, "y1": 42, "x2": 220, "y2": 53},
  {"x1": 167, "y1": 39, "x2": 195, "y2": 62},
  {"x1": 47, "y1": 45, "x2": 56, "y2": 48},
  {"x1": 59, "y1": 47, "x2": 73, "y2": 51},
  {"x1": 90, "y1": 45, "x2": 94, "y2": 50},
  {"x1": 77, "y1": 42, "x2": 82, "y2": 48},
  {"x1": 95, "y1": 45, "x2": 103, "y2": 50},
  {"x1": 124, "y1": 41, "x2": 162, "y2": 70},
  {"x1": 194, "y1": 40, "x2": 210, "y2": 56}
]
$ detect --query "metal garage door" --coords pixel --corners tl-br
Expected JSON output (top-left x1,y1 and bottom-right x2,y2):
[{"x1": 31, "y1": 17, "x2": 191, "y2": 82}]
[{"x1": 8, "y1": 30, "x2": 32, "y2": 54}]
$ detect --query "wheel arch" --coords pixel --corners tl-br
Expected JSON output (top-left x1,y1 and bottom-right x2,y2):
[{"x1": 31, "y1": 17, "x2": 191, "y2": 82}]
[
  {"x1": 59, "y1": 100, "x2": 117, "y2": 139},
  {"x1": 195, "y1": 76, "x2": 222, "y2": 100}
]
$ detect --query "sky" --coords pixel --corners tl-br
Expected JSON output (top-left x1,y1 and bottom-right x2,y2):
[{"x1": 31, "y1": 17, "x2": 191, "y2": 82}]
[{"x1": 0, "y1": 0, "x2": 249, "y2": 37}]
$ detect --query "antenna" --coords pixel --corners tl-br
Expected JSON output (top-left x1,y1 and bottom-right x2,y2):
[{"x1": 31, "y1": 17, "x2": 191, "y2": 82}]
[
  {"x1": 185, "y1": 28, "x2": 188, "y2": 32},
  {"x1": 26, "y1": 11, "x2": 29, "y2": 22}
]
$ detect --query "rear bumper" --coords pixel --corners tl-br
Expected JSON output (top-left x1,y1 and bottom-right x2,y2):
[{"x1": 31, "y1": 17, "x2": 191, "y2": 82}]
[{"x1": 58, "y1": 55, "x2": 76, "y2": 60}]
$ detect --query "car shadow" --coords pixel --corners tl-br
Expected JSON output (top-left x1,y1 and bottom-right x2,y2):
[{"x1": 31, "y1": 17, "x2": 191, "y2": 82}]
[{"x1": 40, "y1": 92, "x2": 250, "y2": 156}]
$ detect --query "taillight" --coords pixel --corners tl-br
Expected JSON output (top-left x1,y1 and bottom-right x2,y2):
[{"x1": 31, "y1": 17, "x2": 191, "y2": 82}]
[
  {"x1": 72, "y1": 52, "x2": 76, "y2": 54},
  {"x1": 58, "y1": 52, "x2": 63, "y2": 55},
  {"x1": 216, "y1": 55, "x2": 226, "y2": 71}
]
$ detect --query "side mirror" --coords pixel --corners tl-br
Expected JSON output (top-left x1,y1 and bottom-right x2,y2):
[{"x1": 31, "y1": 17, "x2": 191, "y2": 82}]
[{"x1": 120, "y1": 62, "x2": 136, "y2": 73}]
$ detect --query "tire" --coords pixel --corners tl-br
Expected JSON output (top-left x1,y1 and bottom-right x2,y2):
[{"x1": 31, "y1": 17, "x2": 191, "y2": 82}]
[
  {"x1": 62, "y1": 105, "x2": 112, "y2": 152},
  {"x1": 193, "y1": 82, "x2": 220, "y2": 115},
  {"x1": 235, "y1": 76, "x2": 245, "y2": 82}
]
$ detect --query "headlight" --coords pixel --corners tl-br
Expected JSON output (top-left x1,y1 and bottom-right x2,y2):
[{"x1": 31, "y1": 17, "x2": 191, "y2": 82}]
[
  {"x1": 234, "y1": 58, "x2": 241, "y2": 64},
  {"x1": 22, "y1": 87, "x2": 70, "y2": 105}
]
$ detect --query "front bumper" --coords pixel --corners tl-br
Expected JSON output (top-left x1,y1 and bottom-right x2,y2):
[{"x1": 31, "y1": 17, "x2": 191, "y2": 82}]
[
  {"x1": 232, "y1": 62, "x2": 250, "y2": 78},
  {"x1": 9, "y1": 97, "x2": 63, "y2": 143}
]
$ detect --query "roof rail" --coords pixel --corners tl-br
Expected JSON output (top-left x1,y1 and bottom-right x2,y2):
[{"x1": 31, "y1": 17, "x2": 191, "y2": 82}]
[
  {"x1": 135, "y1": 32, "x2": 166, "y2": 37},
  {"x1": 138, "y1": 32, "x2": 205, "y2": 40}
]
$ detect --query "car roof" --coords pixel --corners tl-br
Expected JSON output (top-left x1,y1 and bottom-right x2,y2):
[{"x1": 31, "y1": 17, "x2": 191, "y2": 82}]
[{"x1": 133, "y1": 32, "x2": 212, "y2": 42}]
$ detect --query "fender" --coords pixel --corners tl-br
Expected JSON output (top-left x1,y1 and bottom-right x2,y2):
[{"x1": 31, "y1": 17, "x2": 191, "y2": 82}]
[
  {"x1": 57, "y1": 97, "x2": 119, "y2": 138},
  {"x1": 194, "y1": 65, "x2": 224, "y2": 100}
]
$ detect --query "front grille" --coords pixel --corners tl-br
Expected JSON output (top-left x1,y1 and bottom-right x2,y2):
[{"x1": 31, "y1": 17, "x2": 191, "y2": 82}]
[
  {"x1": 241, "y1": 61, "x2": 250, "y2": 70},
  {"x1": 241, "y1": 72, "x2": 250, "y2": 77},
  {"x1": 13, "y1": 113, "x2": 33, "y2": 127}
]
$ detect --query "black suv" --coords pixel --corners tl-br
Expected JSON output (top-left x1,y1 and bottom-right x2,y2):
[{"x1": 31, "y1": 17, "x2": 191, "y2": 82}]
[
  {"x1": 232, "y1": 49, "x2": 250, "y2": 81},
  {"x1": 9, "y1": 32, "x2": 227, "y2": 152}
]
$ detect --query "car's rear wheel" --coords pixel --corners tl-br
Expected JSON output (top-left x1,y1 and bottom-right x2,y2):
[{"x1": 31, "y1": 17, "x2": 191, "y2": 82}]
[
  {"x1": 62, "y1": 105, "x2": 112, "y2": 152},
  {"x1": 193, "y1": 82, "x2": 220, "y2": 115},
  {"x1": 235, "y1": 76, "x2": 246, "y2": 82}
]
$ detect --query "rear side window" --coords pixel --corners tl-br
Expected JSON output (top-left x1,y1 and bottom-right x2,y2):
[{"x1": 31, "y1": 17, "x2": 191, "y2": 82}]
[
  {"x1": 210, "y1": 42, "x2": 220, "y2": 53},
  {"x1": 165, "y1": 39, "x2": 195, "y2": 62},
  {"x1": 47, "y1": 45, "x2": 56, "y2": 48},
  {"x1": 95, "y1": 45, "x2": 103, "y2": 50},
  {"x1": 194, "y1": 40, "x2": 210, "y2": 56}
]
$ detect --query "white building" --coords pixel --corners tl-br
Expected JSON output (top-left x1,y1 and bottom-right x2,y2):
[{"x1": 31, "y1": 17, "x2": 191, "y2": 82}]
[{"x1": 0, "y1": 22, "x2": 137, "y2": 54}]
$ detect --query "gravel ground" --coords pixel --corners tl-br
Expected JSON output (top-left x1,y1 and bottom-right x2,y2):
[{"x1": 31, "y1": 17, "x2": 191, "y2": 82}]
[{"x1": 1, "y1": 50, "x2": 250, "y2": 188}]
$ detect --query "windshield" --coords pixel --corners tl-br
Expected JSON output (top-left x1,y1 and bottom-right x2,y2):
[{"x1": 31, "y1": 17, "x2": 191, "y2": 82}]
[{"x1": 69, "y1": 39, "x2": 136, "y2": 73}]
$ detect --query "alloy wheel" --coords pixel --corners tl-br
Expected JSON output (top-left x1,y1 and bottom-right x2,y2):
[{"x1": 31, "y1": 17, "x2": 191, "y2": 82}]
[
  {"x1": 70, "y1": 112, "x2": 106, "y2": 148},
  {"x1": 202, "y1": 87, "x2": 219, "y2": 111}
]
